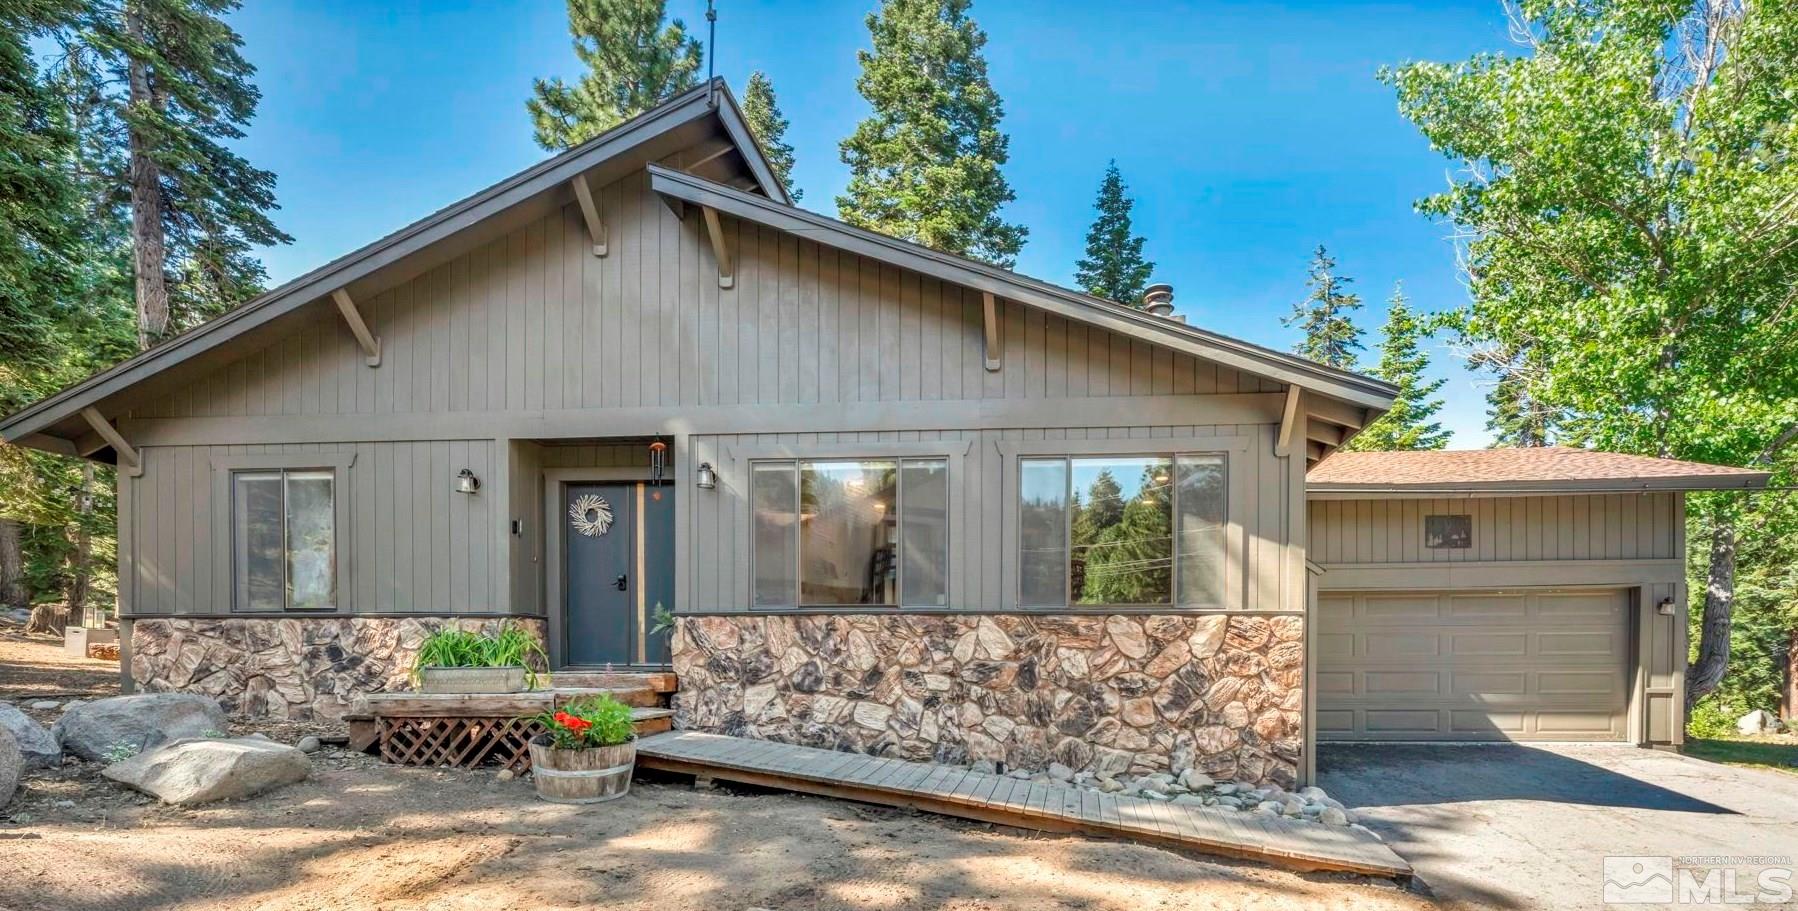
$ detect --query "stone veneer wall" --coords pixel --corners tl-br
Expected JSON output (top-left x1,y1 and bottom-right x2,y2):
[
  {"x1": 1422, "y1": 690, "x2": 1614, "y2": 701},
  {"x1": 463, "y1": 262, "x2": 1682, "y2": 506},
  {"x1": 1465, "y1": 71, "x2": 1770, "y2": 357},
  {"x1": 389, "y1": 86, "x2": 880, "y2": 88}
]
[
  {"x1": 130, "y1": 617, "x2": 548, "y2": 721},
  {"x1": 672, "y1": 613, "x2": 1303, "y2": 787}
]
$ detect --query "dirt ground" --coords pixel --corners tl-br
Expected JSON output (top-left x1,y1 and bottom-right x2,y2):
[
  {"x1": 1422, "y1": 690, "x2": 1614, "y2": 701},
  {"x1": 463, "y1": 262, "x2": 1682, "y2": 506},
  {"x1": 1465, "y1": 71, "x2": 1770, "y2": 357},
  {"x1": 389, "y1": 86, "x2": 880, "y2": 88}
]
[{"x1": 2, "y1": 624, "x2": 1429, "y2": 911}]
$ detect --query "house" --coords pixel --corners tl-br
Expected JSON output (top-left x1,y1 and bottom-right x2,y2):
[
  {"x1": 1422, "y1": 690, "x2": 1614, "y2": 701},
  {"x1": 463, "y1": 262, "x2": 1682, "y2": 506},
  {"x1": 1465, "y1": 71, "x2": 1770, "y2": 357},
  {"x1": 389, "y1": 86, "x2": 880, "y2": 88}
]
[{"x1": 0, "y1": 82, "x2": 1768, "y2": 789}]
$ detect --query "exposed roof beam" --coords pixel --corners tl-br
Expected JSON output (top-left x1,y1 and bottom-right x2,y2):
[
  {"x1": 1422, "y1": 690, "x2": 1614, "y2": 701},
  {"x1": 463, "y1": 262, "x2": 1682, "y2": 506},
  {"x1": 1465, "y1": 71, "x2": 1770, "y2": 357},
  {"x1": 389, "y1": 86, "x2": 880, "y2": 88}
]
[
  {"x1": 1305, "y1": 395, "x2": 1366, "y2": 430},
  {"x1": 81, "y1": 407, "x2": 141, "y2": 476},
  {"x1": 664, "y1": 137, "x2": 734, "y2": 170},
  {"x1": 1306, "y1": 422, "x2": 1345, "y2": 448},
  {"x1": 570, "y1": 175, "x2": 608, "y2": 257},
  {"x1": 1274, "y1": 386, "x2": 1302, "y2": 458},
  {"x1": 701, "y1": 205, "x2": 734, "y2": 289},
  {"x1": 982, "y1": 292, "x2": 1003, "y2": 371},
  {"x1": 1307, "y1": 440, "x2": 1327, "y2": 462},
  {"x1": 330, "y1": 289, "x2": 383, "y2": 367}
]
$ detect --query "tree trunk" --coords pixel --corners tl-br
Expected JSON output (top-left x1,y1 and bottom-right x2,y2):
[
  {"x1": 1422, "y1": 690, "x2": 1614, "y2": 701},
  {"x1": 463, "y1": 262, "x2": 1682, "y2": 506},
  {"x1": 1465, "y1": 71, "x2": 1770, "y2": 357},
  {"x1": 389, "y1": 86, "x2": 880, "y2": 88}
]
[
  {"x1": 0, "y1": 518, "x2": 25, "y2": 612},
  {"x1": 66, "y1": 461, "x2": 94, "y2": 626},
  {"x1": 1783, "y1": 626, "x2": 1798, "y2": 723},
  {"x1": 1686, "y1": 519, "x2": 1737, "y2": 711},
  {"x1": 125, "y1": 0, "x2": 169, "y2": 348}
]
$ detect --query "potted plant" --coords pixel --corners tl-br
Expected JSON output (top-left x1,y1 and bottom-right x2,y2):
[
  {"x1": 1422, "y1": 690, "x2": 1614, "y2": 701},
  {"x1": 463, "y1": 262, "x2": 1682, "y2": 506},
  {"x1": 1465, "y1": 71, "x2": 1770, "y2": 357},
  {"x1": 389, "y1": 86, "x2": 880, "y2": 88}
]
[
  {"x1": 410, "y1": 621, "x2": 549, "y2": 694},
  {"x1": 527, "y1": 695, "x2": 637, "y2": 803}
]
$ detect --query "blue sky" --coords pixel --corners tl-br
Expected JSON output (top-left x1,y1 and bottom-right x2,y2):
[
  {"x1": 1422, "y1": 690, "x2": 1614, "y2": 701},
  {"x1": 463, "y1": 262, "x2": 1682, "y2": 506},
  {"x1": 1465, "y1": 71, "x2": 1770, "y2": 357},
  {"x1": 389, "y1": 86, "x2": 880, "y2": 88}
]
[{"x1": 230, "y1": 0, "x2": 1513, "y2": 446}]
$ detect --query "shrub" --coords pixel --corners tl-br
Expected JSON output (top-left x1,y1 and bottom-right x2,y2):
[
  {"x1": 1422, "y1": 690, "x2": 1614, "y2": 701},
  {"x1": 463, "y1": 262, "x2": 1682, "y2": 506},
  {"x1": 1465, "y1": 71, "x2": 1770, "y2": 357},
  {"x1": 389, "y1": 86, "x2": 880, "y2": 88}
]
[
  {"x1": 410, "y1": 621, "x2": 549, "y2": 688},
  {"x1": 535, "y1": 695, "x2": 635, "y2": 749}
]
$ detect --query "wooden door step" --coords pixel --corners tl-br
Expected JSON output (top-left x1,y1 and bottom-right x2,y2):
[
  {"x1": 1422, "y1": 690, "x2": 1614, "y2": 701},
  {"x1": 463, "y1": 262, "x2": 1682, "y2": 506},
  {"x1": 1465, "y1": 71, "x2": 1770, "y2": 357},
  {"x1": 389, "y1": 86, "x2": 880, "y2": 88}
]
[{"x1": 549, "y1": 671, "x2": 678, "y2": 693}]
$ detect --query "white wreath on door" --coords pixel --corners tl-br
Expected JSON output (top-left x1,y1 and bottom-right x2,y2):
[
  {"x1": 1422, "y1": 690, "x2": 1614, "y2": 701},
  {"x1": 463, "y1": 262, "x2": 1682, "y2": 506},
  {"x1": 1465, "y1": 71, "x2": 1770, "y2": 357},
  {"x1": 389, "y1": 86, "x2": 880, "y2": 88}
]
[{"x1": 569, "y1": 494, "x2": 614, "y2": 537}]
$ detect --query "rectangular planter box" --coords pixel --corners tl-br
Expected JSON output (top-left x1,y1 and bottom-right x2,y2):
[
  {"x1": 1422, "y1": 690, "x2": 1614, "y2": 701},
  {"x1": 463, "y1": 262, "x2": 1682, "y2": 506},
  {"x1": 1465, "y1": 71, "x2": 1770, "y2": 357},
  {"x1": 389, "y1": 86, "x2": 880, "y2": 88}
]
[
  {"x1": 65, "y1": 626, "x2": 118, "y2": 658},
  {"x1": 417, "y1": 666, "x2": 528, "y2": 694}
]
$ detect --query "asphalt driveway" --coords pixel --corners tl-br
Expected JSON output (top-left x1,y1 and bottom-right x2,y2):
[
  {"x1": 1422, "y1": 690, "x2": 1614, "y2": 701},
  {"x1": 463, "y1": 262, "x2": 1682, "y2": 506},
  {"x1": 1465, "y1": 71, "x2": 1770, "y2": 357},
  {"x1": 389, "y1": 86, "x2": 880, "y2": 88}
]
[{"x1": 1319, "y1": 743, "x2": 1798, "y2": 909}]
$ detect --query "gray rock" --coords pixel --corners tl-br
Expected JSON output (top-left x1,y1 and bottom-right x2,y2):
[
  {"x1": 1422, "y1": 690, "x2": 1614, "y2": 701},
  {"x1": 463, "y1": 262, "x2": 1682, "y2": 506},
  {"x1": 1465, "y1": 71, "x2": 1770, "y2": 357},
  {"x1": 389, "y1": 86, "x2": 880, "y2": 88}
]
[
  {"x1": 1301, "y1": 803, "x2": 1324, "y2": 817},
  {"x1": 103, "y1": 737, "x2": 309, "y2": 805},
  {"x1": 0, "y1": 727, "x2": 19, "y2": 809},
  {"x1": 969, "y1": 759, "x2": 997, "y2": 775},
  {"x1": 1007, "y1": 768, "x2": 1033, "y2": 780},
  {"x1": 1319, "y1": 796, "x2": 1346, "y2": 811},
  {"x1": 54, "y1": 694, "x2": 228, "y2": 762},
  {"x1": 1320, "y1": 807, "x2": 1349, "y2": 826},
  {"x1": 1172, "y1": 794, "x2": 1206, "y2": 806},
  {"x1": 296, "y1": 735, "x2": 321, "y2": 754},
  {"x1": 1738, "y1": 709, "x2": 1782, "y2": 736},
  {"x1": 1298, "y1": 785, "x2": 1328, "y2": 801},
  {"x1": 0, "y1": 703, "x2": 60, "y2": 769},
  {"x1": 1141, "y1": 789, "x2": 1169, "y2": 801},
  {"x1": 1281, "y1": 797, "x2": 1306, "y2": 816},
  {"x1": 495, "y1": 769, "x2": 515, "y2": 782},
  {"x1": 1179, "y1": 769, "x2": 1214, "y2": 790},
  {"x1": 1098, "y1": 777, "x2": 1125, "y2": 793},
  {"x1": 1214, "y1": 783, "x2": 1238, "y2": 795},
  {"x1": 1215, "y1": 795, "x2": 1243, "y2": 809},
  {"x1": 1047, "y1": 762, "x2": 1074, "y2": 781},
  {"x1": 1253, "y1": 800, "x2": 1283, "y2": 815},
  {"x1": 29, "y1": 700, "x2": 60, "y2": 712}
]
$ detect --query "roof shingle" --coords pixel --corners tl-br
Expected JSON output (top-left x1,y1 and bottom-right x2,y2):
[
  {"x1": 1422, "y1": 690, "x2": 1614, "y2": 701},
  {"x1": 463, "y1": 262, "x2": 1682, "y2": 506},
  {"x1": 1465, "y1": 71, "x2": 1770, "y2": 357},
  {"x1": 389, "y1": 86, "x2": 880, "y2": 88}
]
[{"x1": 1308, "y1": 447, "x2": 1770, "y2": 494}]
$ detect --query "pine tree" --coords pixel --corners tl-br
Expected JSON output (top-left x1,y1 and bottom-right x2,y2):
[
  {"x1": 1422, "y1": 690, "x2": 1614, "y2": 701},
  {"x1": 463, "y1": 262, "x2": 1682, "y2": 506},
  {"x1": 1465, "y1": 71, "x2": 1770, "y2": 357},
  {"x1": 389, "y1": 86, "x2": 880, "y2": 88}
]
[
  {"x1": 741, "y1": 71, "x2": 799, "y2": 200},
  {"x1": 86, "y1": 0, "x2": 290, "y2": 348},
  {"x1": 528, "y1": 0, "x2": 704, "y2": 151},
  {"x1": 837, "y1": 0, "x2": 1026, "y2": 267},
  {"x1": 1347, "y1": 284, "x2": 1450, "y2": 451},
  {"x1": 1284, "y1": 245, "x2": 1363, "y2": 369},
  {"x1": 1483, "y1": 343, "x2": 1553, "y2": 447},
  {"x1": 1074, "y1": 161, "x2": 1153, "y2": 304}
]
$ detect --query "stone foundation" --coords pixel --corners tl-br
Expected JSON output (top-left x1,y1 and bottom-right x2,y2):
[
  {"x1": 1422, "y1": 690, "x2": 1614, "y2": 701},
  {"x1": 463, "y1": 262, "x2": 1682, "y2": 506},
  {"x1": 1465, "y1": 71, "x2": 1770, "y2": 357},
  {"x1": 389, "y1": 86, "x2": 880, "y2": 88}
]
[
  {"x1": 672, "y1": 613, "x2": 1303, "y2": 787},
  {"x1": 129, "y1": 616, "x2": 548, "y2": 721}
]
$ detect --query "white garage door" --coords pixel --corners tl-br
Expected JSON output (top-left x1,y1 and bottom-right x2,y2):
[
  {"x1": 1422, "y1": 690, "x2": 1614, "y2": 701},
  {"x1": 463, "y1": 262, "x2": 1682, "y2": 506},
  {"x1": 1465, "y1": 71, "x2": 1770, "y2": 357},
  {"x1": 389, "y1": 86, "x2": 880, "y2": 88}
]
[{"x1": 1317, "y1": 589, "x2": 1631, "y2": 741}]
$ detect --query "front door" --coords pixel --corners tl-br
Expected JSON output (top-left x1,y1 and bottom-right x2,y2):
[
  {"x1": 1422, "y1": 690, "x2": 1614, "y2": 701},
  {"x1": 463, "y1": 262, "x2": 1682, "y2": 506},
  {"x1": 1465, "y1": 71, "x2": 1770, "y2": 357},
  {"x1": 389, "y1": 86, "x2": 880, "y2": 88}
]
[{"x1": 563, "y1": 481, "x2": 675, "y2": 666}]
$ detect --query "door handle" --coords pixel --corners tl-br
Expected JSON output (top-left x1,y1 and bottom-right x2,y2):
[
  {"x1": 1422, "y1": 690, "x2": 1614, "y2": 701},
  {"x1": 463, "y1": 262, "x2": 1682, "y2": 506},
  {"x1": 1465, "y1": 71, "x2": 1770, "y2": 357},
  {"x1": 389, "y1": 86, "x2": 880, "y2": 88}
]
[{"x1": 614, "y1": 574, "x2": 628, "y2": 591}]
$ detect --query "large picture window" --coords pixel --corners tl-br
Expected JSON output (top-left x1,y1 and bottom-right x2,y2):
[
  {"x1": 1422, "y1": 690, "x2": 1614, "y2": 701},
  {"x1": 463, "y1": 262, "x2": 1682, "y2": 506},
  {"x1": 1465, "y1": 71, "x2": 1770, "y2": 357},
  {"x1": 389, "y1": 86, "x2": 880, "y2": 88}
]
[
  {"x1": 233, "y1": 468, "x2": 338, "y2": 611},
  {"x1": 752, "y1": 458, "x2": 949, "y2": 607},
  {"x1": 1019, "y1": 453, "x2": 1226, "y2": 608}
]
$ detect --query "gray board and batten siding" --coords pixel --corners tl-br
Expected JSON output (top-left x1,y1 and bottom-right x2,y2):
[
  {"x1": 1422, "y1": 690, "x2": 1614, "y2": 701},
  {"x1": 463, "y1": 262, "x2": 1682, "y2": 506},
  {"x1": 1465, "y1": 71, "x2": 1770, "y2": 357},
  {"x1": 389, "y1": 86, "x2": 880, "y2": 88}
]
[{"x1": 108, "y1": 166, "x2": 1333, "y2": 621}]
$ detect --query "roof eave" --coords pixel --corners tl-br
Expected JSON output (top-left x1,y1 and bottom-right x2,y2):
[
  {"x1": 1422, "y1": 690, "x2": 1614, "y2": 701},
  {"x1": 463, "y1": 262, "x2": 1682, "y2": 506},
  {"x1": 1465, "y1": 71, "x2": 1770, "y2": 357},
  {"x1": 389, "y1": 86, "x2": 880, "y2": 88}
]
[
  {"x1": 646, "y1": 165, "x2": 1399, "y2": 412},
  {"x1": 1307, "y1": 473, "x2": 1773, "y2": 499}
]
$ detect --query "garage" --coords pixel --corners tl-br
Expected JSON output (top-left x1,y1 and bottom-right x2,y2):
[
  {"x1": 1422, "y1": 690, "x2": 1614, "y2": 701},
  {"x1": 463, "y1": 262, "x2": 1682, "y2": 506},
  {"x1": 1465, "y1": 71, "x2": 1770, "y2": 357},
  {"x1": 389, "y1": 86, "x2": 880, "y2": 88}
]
[{"x1": 1315, "y1": 588, "x2": 1632, "y2": 741}]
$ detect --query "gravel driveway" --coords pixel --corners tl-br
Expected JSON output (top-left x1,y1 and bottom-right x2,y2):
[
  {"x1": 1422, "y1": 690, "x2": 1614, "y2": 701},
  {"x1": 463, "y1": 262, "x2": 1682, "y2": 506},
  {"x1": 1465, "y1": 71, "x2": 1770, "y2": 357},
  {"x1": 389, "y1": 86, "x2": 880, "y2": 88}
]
[{"x1": 1319, "y1": 743, "x2": 1798, "y2": 909}]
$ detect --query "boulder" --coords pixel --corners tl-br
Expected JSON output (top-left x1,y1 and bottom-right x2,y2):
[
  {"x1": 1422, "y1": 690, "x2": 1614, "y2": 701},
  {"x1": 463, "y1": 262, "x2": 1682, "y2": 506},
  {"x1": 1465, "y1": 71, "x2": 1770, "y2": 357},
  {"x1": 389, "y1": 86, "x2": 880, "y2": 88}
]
[
  {"x1": 1320, "y1": 807, "x2": 1349, "y2": 826},
  {"x1": 0, "y1": 703, "x2": 60, "y2": 769},
  {"x1": 54, "y1": 693, "x2": 227, "y2": 762},
  {"x1": 102, "y1": 737, "x2": 309, "y2": 805},
  {"x1": 0, "y1": 727, "x2": 19, "y2": 808},
  {"x1": 1737, "y1": 709, "x2": 1783, "y2": 736}
]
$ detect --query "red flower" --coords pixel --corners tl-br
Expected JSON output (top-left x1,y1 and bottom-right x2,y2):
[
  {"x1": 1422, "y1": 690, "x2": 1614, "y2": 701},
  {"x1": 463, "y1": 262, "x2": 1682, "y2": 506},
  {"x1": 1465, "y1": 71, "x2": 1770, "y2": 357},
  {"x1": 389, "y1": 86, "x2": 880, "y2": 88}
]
[{"x1": 554, "y1": 710, "x2": 592, "y2": 734}]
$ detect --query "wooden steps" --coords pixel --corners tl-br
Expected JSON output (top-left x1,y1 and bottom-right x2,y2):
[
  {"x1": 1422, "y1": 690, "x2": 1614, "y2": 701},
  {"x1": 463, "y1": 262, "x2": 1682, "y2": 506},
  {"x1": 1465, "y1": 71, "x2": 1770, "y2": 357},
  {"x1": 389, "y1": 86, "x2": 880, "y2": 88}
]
[{"x1": 635, "y1": 731, "x2": 1411, "y2": 880}]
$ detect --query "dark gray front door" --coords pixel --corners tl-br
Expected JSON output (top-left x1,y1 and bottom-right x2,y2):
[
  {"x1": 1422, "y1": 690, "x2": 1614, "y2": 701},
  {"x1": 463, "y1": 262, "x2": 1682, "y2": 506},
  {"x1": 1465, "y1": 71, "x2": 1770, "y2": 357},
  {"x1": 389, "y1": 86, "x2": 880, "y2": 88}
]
[
  {"x1": 563, "y1": 481, "x2": 676, "y2": 666},
  {"x1": 565, "y1": 483, "x2": 636, "y2": 666}
]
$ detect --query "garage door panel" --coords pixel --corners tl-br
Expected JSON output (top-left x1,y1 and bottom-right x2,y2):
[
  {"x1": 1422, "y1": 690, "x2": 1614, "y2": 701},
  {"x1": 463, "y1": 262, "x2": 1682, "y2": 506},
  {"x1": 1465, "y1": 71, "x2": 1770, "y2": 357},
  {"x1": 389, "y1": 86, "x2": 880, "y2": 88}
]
[{"x1": 1319, "y1": 589, "x2": 1629, "y2": 742}]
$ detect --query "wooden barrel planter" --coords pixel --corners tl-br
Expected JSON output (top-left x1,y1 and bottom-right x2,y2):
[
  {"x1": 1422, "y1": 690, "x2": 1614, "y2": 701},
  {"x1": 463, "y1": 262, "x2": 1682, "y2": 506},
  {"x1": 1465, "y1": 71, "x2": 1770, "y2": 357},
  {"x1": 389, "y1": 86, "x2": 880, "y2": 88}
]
[{"x1": 527, "y1": 737, "x2": 636, "y2": 803}]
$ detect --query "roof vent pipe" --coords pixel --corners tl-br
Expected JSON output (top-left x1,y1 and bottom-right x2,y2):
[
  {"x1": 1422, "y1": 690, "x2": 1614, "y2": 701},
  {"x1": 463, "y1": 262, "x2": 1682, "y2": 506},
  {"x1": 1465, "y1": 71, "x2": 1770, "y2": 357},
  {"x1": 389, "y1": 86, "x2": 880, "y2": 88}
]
[{"x1": 1141, "y1": 283, "x2": 1175, "y2": 317}]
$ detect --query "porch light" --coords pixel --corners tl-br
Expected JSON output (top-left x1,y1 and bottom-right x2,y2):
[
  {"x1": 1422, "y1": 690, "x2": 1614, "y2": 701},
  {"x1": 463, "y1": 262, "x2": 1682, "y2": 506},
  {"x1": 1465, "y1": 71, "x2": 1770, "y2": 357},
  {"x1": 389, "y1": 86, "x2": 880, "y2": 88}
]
[
  {"x1": 455, "y1": 469, "x2": 481, "y2": 494},
  {"x1": 1657, "y1": 597, "x2": 1676, "y2": 616},
  {"x1": 696, "y1": 462, "x2": 717, "y2": 490}
]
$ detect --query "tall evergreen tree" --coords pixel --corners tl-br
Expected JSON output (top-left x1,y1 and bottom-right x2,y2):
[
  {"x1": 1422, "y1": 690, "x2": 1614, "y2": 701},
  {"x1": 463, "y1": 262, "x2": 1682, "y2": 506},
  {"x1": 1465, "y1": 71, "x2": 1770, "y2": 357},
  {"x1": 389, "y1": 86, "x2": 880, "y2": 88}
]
[
  {"x1": 528, "y1": 0, "x2": 704, "y2": 151},
  {"x1": 1284, "y1": 245, "x2": 1363, "y2": 369},
  {"x1": 83, "y1": 0, "x2": 289, "y2": 348},
  {"x1": 1074, "y1": 161, "x2": 1153, "y2": 305},
  {"x1": 741, "y1": 71, "x2": 799, "y2": 200},
  {"x1": 838, "y1": 0, "x2": 1025, "y2": 267},
  {"x1": 1347, "y1": 284, "x2": 1449, "y2": 451}
]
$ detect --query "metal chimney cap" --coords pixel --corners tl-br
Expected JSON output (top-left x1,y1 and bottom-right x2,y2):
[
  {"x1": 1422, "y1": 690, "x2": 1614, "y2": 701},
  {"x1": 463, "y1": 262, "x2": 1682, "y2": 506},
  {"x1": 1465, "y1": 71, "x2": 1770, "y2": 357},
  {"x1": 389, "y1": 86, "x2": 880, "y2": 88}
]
[{"x1": 1141, "y1": 283, "x2": 1175, "y2": 316}]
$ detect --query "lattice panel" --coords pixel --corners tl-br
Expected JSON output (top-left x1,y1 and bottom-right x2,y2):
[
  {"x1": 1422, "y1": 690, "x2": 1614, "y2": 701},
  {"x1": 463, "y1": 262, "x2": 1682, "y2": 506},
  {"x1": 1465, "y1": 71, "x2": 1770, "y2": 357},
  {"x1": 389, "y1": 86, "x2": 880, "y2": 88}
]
[{"x1": 377, "y1": 716, "x2": 547, "y2": 773}]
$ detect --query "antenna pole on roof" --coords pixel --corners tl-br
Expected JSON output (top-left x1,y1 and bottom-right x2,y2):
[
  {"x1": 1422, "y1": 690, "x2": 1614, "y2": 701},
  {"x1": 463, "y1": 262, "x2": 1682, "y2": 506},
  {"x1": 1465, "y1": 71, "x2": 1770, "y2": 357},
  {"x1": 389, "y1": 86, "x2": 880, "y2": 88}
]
[{"x1": 706, "y1": 0, "x2": 717, "y2": 105}]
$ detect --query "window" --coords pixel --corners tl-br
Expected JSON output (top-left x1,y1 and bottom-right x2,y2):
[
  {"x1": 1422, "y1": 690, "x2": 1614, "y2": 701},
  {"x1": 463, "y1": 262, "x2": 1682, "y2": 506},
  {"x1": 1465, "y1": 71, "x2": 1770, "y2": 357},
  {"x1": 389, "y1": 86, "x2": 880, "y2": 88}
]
[
  {"x1": 233, "y1": 469, "x2": 338, "y2": 611},
  {"x1": 752, "y1": 458, "x2": 949, "y2": 607},
  {"x1": 1019, "y1": 454, "x2": 1227, "y2": 608},
  {"x1": 1425, "y1": 514, "x2": 1472, "y2": 549}
]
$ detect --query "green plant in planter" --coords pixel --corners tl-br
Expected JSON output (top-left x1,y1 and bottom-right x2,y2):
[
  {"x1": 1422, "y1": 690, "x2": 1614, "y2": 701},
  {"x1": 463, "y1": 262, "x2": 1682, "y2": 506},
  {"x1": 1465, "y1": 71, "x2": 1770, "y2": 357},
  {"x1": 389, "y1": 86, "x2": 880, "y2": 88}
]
[
  {"x1": 535, "y1": 695, "x2": 635, "y2": 750},
  {"x1": 410, "y1": 621, "x2": 549, "y2": 688}
]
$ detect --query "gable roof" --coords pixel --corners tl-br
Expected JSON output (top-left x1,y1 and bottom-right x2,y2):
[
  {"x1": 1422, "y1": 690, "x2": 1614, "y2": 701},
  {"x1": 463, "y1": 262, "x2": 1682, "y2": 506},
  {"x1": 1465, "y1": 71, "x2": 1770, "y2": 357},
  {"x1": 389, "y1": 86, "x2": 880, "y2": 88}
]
[
  {"x1": 1, "y1": 79, "x2": 789, "y2": 451},
  {"x1": 1307, "y1": 447, "x2": 1772, "y2": 497},
  {"x1": 647, "y1": 164, "x2": 1399, "y2": 413}
]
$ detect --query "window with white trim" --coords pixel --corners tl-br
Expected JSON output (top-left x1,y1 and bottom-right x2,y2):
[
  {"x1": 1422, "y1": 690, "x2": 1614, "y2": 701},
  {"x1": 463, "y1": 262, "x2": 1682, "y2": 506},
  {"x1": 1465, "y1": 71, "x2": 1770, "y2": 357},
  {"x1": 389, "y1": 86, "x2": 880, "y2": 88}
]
[
  {"x1": 232, "y1": 468, "x2": 338, "y2": 611},
  {"x1": 752, "y1": 459, "x2": 949, "y2": 607},
  {"x1": 1019, "y1": 453, "x2": 1226, "y2": 608}
]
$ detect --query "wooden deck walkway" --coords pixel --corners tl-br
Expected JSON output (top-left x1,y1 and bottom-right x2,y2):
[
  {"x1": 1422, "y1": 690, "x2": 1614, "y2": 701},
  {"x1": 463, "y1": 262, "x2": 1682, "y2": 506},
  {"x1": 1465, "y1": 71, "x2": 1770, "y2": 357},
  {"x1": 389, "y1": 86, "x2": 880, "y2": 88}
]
[{"x1": 635, "y1": 731, "x2": 1411, "y2": 879}]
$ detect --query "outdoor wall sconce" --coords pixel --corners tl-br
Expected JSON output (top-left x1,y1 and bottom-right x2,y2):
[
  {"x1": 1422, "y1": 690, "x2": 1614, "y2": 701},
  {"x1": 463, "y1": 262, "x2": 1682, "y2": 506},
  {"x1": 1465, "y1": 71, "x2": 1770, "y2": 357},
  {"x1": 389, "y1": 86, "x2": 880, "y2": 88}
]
[
  {"x1": 695, "y1": 462, "x2": 717, "y2": 490},
  {"x1": 1657, "y1": 597, "x2": 1676, "y2": 616},
  {"x1": 455, "y1": 469, "x2": 481, "y2": 494}
]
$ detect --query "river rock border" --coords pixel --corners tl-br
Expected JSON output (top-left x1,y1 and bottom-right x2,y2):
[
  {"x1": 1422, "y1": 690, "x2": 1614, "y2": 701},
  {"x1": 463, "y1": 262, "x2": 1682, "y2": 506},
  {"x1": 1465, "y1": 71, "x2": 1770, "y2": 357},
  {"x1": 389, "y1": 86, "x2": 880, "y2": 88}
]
[
  {"x1": 129, "y1": 617, "x2": 548, "y2": 721},
  {"x1": 672, "y1": 613, "x2": 1303, "y2": 787}
]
